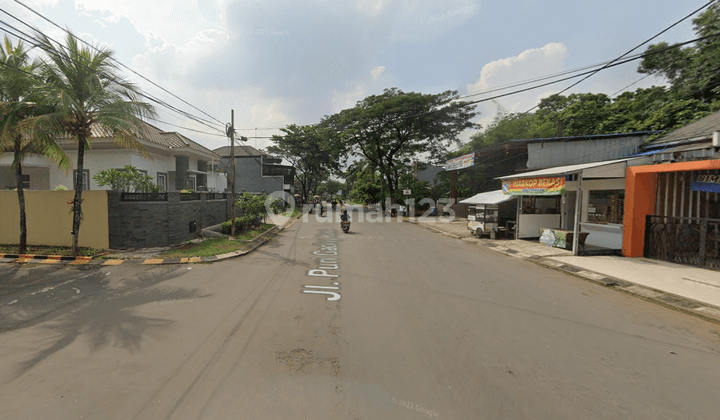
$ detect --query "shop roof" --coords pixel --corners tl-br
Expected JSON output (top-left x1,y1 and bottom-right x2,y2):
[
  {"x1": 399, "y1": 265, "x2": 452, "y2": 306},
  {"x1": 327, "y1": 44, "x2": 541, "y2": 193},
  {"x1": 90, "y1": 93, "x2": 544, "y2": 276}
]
[
  {"x1": 460, "y1": 190, "x2": 517, "y2": 205},
  {"x1": 647, "y1": 110, "x2": 720, "y2": 146},
  {"x1": 497, "y1": 158, "x2": 639, "y2": 180}
]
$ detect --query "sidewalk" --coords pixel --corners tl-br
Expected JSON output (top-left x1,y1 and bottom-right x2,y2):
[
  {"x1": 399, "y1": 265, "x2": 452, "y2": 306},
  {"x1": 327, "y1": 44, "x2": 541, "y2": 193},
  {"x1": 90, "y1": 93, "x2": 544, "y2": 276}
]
[{"x1": 407, "y1": 217, "x2": 720, "y2": 323}]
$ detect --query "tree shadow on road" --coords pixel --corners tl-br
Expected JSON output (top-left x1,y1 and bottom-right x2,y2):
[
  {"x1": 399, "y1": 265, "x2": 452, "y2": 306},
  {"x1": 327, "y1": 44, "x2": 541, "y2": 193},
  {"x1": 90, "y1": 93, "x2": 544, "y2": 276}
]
[{"x1": 5, "y1": 265, "x2": 209, "y2": 382}]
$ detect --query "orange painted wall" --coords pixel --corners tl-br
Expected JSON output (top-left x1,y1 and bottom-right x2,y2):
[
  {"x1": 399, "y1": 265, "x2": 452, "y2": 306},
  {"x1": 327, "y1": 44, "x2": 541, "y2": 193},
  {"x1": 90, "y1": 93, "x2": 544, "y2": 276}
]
[
  {"x1": 622, "y1": 159, "x2": 720, "y2": 257},
  {"x1": 622, "y1": 171, "x2": 657, "y2": 257}
]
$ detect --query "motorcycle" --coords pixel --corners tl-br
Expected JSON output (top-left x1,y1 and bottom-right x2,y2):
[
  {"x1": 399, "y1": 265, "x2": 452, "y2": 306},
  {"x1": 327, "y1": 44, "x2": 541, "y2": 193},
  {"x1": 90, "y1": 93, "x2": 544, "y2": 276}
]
[
  {"x1": 340, "y1": 210, "x2": 350, "y2": 233},
  {"x1": 331, "y1": 202, "x2": 337, "y2": 210}
]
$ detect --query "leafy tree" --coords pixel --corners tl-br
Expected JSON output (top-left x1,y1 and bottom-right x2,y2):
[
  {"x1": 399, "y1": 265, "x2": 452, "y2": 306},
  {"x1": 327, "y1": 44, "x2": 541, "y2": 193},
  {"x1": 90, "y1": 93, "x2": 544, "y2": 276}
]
[
  {"x1": 268, "y1": 123, "x2": 346, "y2": 201},
  {"x1": 639, "y1": 3, "x2": 720, "y2": 103},
  {"x1": 395, "y1": 172, "x2": 431, "y2": 204},
  {"x1": 325, "y1": 88, "x2": 478, "y2": 204},
  {"x1": 24, "y1": 32, "x2": 156, "y2": 254},
  {"x1": 469, "y1": 110, "x2": 535, "y2": 149},
  {"x1": 316, "y1": 179, "x2": 346, "y2": 197},
  {"x1": 0, "y1": 36, "x2": 70, "y2": 253},
  {"x1": 348, "y1": 164, "x2": 382, "y2": 205}
]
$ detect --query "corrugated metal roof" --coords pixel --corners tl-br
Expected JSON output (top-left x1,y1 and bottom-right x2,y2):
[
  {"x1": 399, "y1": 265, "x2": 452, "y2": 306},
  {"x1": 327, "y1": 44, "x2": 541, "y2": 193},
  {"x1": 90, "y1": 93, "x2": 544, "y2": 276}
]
[
  {"x1": 509, "y1": 131, "x2": 660, "y2": 143},
  {"x1": 497, "y1": 158, "x2": 633, "y2": 179},
  {"x1": 460, "y1": 190, "x2": 517, "y2": 205},
  {"x1": 649, "y1": 110, "x2": 720, "y2": 145}
]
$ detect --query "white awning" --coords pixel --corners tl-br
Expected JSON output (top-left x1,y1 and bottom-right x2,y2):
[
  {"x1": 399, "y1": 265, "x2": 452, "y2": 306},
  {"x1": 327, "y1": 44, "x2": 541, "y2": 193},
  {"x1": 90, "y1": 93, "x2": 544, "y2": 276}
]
[
  {"x1": 497, "y1": 158, "x2": 638, "y2": 180},
  {"x1": 460, "y1": 190, "x2": 517, "y2": 205}
]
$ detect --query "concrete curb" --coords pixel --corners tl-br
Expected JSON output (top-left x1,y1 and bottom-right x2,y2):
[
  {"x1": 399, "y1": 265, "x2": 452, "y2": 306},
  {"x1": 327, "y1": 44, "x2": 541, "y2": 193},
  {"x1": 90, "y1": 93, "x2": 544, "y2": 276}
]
[
  {"x1": 0, "y1": 213, "x2": 305, "y2": 267},
  {"x1": 407, "y1": 218, "x2": 720, "y2": 325}
]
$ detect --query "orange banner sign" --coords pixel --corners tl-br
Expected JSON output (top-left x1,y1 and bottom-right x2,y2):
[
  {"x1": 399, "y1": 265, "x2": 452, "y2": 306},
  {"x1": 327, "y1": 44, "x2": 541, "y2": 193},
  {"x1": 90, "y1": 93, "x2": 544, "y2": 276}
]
[{"x1": 502, "y1": 176, "x2": 566, "y2": 195}]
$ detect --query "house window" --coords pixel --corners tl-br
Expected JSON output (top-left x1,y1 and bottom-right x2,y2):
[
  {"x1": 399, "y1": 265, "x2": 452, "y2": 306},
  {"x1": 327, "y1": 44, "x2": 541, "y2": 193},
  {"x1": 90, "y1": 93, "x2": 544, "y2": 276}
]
[
  {"x1": 521, "y1": 196, "x2": 560, "y2": 214},
  {"x1": 73, "y1": 169, "x2": 89, "y2": 190},
  {"x1": 587, "y1": 190, "x2": 624, "y2": 224},
  {"x1": 21, "y1": 174, "x2": 30, "y2": 189},
  {"x1": 156, "y1": 172, "x2": 168, "y2": 192}
]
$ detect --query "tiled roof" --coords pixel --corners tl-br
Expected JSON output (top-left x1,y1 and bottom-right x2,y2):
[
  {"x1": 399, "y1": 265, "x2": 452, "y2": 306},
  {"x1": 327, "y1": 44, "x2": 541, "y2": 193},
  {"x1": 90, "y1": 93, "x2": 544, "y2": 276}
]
[
  {"x1": 213, "y1": 145, "x2": 263, "y2": 157},
  {"x1": 60, "y1": 120, "x2": 220, "y2": 158},
  {"x1": 649, "y1": 110, "x2": 720, "y2": 145}
]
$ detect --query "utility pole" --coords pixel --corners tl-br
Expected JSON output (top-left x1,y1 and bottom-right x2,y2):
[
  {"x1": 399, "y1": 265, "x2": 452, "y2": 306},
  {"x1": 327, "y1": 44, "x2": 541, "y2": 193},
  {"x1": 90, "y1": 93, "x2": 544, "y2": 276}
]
[{"x1": 227, "y1": 110, "x2": 236, "y2": 237}]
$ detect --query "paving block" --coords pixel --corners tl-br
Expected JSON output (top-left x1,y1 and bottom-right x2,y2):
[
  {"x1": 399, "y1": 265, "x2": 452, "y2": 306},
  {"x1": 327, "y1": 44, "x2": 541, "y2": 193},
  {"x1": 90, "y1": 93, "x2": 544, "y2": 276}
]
[
  {"x1": 142, "y1": 259, "x2": 164, "y2": 265},
  {"x1": 188, "y1": 257, "x2": 202, "y2": 263},
  {"x1": 102, "y1": 259, "x2": 124, "y2": 266}
]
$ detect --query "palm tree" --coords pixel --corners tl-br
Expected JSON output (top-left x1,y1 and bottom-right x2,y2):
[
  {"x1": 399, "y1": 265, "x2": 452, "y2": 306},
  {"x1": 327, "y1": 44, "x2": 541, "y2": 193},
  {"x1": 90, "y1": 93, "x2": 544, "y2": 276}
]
[
  {"x1": 0, "y1": 36, "x2": 70, "y2": 253},
  {"x1": 25, "y1": 31, "x2": 156, "y2": 253}
]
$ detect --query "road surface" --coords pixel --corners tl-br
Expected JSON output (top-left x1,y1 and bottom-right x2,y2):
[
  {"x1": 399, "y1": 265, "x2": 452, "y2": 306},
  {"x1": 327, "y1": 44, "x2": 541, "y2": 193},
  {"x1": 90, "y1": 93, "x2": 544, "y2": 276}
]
[{"x1": 1, "y1": 207, "x2": 720, "y2": 419}]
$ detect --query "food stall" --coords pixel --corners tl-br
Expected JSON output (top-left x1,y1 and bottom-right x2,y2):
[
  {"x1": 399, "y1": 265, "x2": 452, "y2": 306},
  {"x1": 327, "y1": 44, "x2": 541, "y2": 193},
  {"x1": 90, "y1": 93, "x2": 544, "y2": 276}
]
[
  {"x1": 498, "y1": 158, "x2": 648, "y2": 255},
  {"x1": 460, "y1": 190, "x2": 517, "y2": 239}
]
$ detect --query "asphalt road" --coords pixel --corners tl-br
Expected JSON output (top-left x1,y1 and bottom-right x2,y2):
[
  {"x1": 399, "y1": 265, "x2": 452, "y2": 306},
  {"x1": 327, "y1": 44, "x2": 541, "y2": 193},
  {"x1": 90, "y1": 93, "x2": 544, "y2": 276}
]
[{"x1": 1, "y1": 207, "x2": 720, "y2": 419}]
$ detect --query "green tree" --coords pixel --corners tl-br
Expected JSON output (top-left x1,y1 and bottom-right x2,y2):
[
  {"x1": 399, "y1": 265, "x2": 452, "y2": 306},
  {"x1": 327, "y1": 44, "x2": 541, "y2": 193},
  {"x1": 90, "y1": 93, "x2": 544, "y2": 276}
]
[
  {"x1": 25, "y1": 32, "x2": 156, "y2": 253},
  {"x1": 638, "y1": 3, "x2": 720, "y2": 103},
  {"x1": 326, "y1": 88, "x2": 478, "y2": 204},
  {"x1": 268, "y1": 123, "x2": 346, "y2": 201},
  {"x1": 0, "y1": 36, "x2": 70, "y2": 253},
  {"x1": 348, "y1": 164, "x2": 382, "y2": 205},
  {"x1": 316, "y1": 179, "x2": 346, "y2": 197},
  {"x1": 466, "y1": 102, "x2": 534, "y2": 150}
]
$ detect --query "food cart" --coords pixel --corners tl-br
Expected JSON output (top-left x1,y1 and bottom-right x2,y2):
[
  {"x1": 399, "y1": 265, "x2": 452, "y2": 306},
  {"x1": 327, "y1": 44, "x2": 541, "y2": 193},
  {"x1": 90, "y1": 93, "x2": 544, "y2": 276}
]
[{"x1": 460, "y1": 190, "x2": 517, "y2": 239}]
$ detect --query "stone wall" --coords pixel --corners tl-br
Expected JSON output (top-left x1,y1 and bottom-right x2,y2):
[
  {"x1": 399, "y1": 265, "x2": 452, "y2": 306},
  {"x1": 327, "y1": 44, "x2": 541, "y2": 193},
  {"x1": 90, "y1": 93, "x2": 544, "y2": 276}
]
[{"x1": 107, "y1": 191, "x2": 232, "y2": 249}]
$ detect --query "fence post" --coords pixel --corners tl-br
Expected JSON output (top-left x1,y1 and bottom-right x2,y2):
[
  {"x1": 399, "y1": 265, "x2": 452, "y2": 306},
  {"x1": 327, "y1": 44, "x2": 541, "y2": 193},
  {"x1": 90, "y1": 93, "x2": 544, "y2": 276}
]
[{"x1": 699, "y1": 219, "x2": 707, "y2": 266}]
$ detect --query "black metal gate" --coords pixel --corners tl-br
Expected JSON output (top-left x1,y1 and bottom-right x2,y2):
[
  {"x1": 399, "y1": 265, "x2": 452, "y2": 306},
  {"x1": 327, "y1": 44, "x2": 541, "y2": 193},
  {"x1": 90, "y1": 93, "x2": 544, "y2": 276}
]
[{"x1": 645, "y1": 215, "x2": 720, "y2": 270}]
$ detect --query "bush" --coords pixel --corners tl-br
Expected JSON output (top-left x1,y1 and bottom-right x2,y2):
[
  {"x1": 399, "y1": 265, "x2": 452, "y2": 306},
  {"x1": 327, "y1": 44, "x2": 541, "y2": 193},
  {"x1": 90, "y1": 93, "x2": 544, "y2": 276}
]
[
  {"x1": 221, "y1": 215, "x2": 256, "y2": 235},
  {"x1": 93, "y1": 165, "x2": 161, "y2": 192}
]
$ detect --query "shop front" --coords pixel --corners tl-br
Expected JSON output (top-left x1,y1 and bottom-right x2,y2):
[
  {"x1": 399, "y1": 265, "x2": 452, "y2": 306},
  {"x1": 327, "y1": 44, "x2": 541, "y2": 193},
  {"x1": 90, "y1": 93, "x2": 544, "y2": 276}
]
[{"x1": 499, "y1": 158, "x2": 648, "y2": 255}]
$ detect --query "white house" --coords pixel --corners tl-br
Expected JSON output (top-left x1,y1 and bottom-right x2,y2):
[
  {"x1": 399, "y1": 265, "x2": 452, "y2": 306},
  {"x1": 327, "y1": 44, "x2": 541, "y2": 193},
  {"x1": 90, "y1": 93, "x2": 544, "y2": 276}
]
[{"x1": 0, "y1": 121, "x2": 226, "y2": 192}]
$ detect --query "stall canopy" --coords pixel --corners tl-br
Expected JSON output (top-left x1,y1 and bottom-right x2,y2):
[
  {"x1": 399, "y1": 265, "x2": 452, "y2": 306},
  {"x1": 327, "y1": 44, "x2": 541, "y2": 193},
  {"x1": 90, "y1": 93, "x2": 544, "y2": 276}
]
[{"x1": 460, "y1": 189, "x2": 516, "y2": 205}]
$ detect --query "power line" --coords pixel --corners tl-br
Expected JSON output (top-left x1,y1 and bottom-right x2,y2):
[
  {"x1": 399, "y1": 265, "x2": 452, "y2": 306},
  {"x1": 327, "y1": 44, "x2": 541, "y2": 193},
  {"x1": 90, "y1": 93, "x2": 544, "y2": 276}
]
[
  {"x1": 610, "y1": 74, "x2": 654, "y2": 97},
  {"x1": 522, "y1": 0, "x2": 718, "y2": 113},
  {"x1": 457, "y1": 54, "x2": 646, "y2": 101},
  {"x1": 0, "y1": 10, "x2": 227, "y2": 134},
  {"x1": 5, "y1": 2, "x2": 226, "y2": 128}
]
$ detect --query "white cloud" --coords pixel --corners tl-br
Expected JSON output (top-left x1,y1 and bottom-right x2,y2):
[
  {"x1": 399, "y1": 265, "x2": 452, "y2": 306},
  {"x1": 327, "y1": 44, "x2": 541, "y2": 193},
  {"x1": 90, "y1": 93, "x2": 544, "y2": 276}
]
[
  {"x1": 370, "y1": 65, "x2": 385, "y2": 81},
  {"x1": 331, "y1": 84, "x2": 366, "y2": 113},
  {"x1": 356, "y1": 0, "x2": 385, "y2": 15},
  {"x1": 466, "y1": 42, "x2": 568, "y2": 129}
]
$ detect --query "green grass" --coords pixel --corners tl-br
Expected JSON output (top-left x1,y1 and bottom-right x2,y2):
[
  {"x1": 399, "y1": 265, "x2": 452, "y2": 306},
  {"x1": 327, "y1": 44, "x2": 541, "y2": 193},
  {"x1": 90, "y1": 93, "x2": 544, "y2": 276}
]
[
  {"x1": 283, "y1": 208, "x2": 301, "y2": 218},
  {"x1": 0, "y1": 244, "x2": 100, "y2": 256},
  {"x1": 234, "y1": 223, "x2": 275, "y2": 240},
  {"x1": 159, "y1": 237, "x2": 246, "y2": 258}
]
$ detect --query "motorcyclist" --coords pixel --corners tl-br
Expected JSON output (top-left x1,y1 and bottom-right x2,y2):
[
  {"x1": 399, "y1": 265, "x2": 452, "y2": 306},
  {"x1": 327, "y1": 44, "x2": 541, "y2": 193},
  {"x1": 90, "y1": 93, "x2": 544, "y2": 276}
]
[{"x1": 338, "y1": 199, "x2": 348, "y2": 222}]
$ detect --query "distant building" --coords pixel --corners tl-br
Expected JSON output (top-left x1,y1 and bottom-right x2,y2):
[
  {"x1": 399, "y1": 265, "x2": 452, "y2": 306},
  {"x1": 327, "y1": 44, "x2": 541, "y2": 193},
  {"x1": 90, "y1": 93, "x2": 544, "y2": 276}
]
[
  {"x1": 214, "y1": 145, "x2": 295, "y2": 195},
  {"x1": 415, "y1": 162, "x2": 444, "y2": 186}
]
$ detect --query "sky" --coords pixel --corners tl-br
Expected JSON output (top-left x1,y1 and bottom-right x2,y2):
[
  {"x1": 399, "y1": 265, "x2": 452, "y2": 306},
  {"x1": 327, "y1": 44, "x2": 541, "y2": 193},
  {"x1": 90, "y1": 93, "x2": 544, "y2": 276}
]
[{"x1": 1, "y1": 0, "x2": 702, "y2": 155}]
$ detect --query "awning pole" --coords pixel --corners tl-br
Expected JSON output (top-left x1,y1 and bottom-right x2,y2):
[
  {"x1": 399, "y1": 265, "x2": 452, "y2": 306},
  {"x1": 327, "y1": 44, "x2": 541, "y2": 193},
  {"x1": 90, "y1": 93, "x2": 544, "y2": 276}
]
[{"x1": 572, "y1": 172, "x2": 583, "y2": 255}]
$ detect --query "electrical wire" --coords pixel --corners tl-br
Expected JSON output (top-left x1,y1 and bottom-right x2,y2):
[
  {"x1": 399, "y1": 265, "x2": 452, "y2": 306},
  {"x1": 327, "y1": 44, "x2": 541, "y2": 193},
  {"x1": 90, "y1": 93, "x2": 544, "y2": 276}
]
[
  {"x1": 0, "y1": 5, "x2": 227, "y2": 135},
  {"x1": 10, "y1": 0, "x2": 226, "y2": 127},
  {"x1": 522, "y1": 0, "x2": 718, "y2": 113}
]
